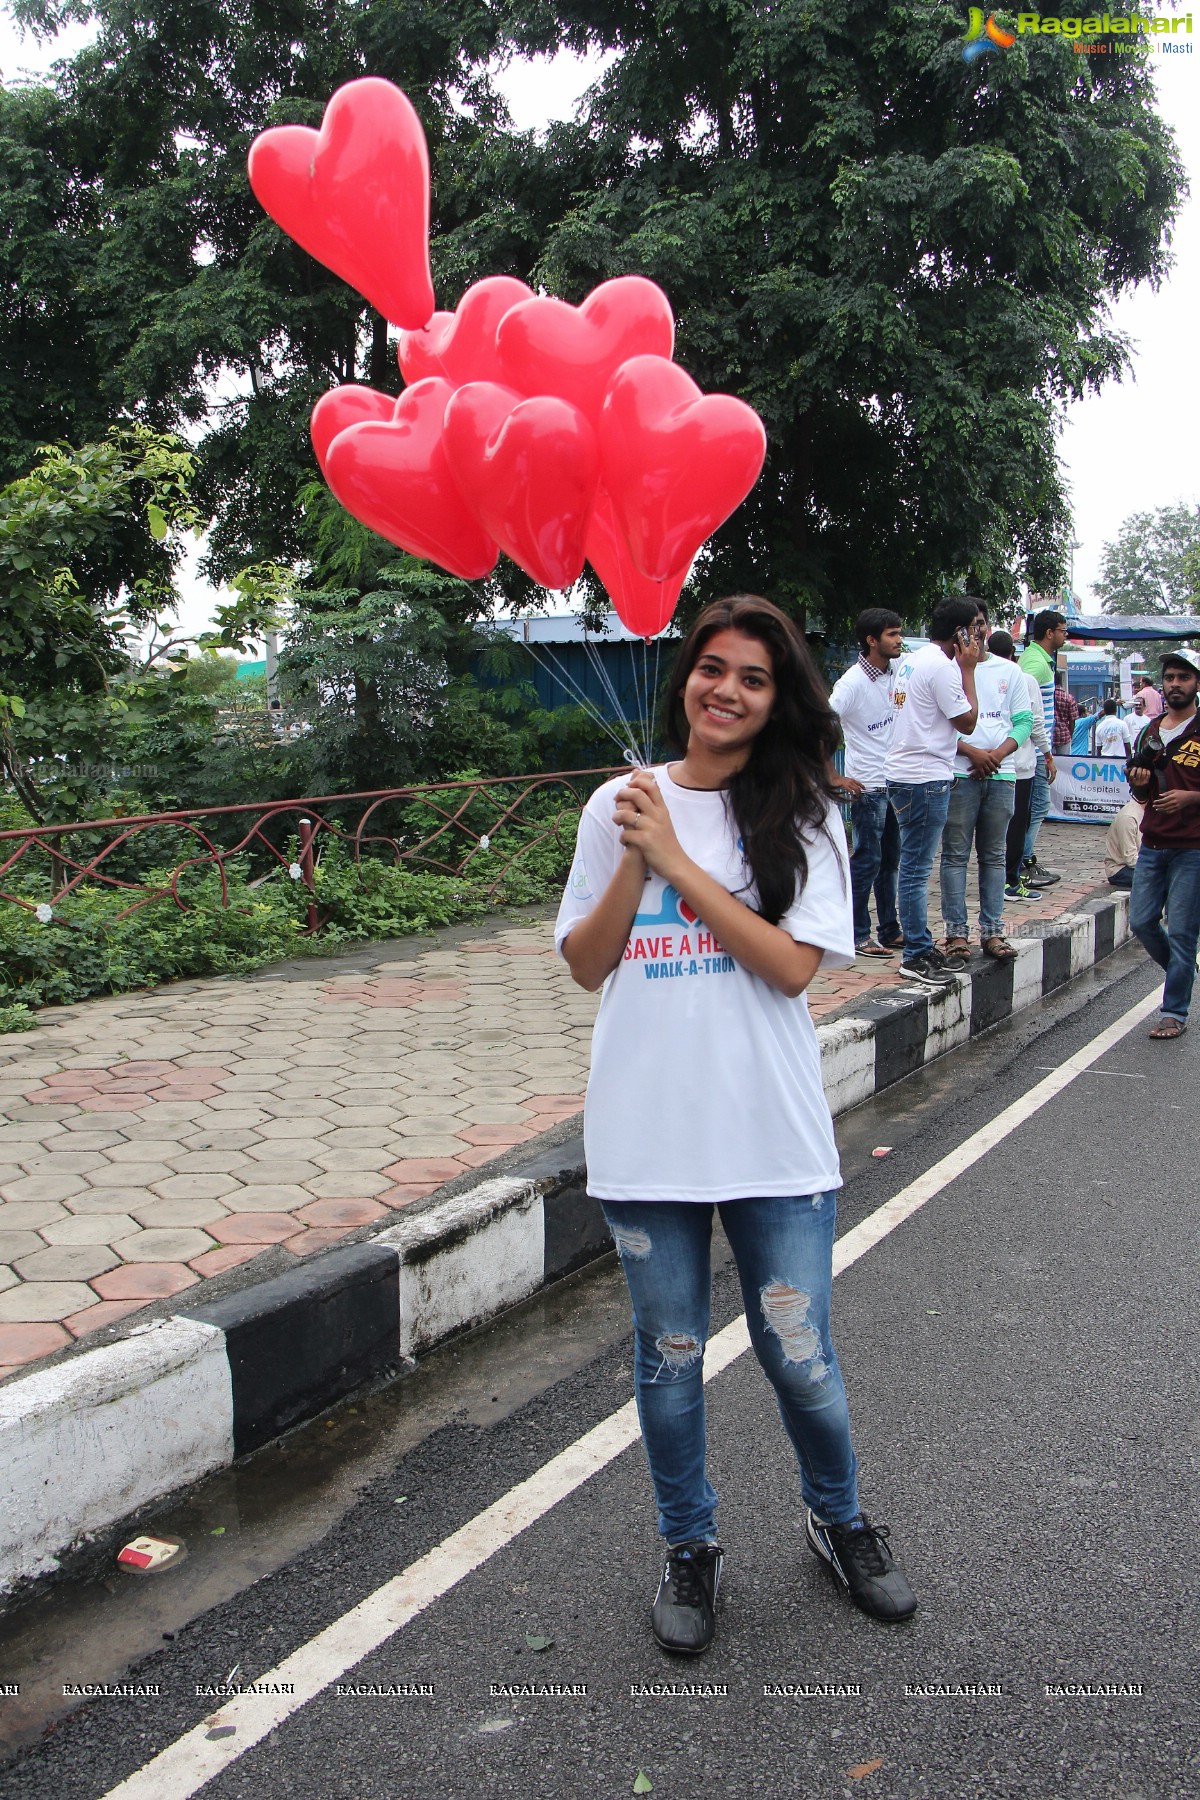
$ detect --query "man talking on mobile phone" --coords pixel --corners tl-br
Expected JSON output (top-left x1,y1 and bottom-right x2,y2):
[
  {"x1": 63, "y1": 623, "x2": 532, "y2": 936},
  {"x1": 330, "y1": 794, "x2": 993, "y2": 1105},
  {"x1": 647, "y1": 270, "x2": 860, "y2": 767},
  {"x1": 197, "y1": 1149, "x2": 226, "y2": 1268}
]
[
  {"x1": 885, "y1": 598, "x2": 981, "y2": 987},
  {"x1": 1127, "y1": 647, "x2": 1200, "y2": 1040}
]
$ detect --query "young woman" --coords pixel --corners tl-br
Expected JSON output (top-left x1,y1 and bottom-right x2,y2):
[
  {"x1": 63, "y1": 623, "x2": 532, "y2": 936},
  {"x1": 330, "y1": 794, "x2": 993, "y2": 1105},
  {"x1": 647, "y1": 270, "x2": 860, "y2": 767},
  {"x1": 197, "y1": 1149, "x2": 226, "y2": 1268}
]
[{"x1": 555, "y1": 595, "x2": 916, "y2": 1655}]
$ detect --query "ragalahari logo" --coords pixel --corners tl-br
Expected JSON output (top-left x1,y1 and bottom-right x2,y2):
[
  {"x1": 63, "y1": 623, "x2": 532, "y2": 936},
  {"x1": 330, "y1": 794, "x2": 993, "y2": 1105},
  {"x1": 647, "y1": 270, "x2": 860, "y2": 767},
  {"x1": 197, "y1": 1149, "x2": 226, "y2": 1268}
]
[{"x1": 963, "y1": 7, "x2": 1019, "y2": 56}]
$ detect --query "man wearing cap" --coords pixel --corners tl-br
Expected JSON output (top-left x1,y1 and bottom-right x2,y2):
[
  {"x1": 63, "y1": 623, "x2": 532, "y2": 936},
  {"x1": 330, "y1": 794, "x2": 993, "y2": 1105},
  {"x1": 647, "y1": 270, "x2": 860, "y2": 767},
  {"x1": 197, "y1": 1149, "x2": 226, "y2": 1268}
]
[{"x1": 1127, "y1": 647, "x2": 1200, "y2": 1040}]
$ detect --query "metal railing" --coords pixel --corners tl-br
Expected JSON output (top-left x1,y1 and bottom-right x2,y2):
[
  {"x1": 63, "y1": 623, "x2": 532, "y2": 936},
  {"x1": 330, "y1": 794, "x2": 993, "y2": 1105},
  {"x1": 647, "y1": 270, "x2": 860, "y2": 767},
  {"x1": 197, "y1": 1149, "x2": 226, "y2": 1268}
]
[{"x1": 0, "y1": 770, "x2": 621, "y2": 934}]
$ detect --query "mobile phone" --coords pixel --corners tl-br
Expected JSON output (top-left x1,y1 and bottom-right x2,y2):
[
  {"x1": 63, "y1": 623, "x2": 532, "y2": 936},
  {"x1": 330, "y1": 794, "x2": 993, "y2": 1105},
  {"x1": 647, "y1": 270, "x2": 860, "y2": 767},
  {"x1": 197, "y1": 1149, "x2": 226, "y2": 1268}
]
[{"x1": 954, "y1": 626, "x2": 971, "y2": 650}]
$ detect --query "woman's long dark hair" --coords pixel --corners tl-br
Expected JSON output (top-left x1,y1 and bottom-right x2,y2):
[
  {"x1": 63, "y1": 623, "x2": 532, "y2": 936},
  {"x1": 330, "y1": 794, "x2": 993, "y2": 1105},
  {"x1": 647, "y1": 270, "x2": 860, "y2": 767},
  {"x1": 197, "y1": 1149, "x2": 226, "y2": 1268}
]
[{"x1": 663, "y1": 595, "x2": 842, "y2": 925}]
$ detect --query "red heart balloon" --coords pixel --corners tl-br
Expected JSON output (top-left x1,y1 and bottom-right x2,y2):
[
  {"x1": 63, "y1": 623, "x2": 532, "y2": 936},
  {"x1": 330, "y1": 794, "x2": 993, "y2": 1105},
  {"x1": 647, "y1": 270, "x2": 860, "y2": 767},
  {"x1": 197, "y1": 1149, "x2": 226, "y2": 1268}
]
[
  {"x1": 323, "y1": 378, "x2": 497, "y2": 580},
  {"x1": 248, "y1": 78, "x2": 435, "y2": 328},
  {"x1": 398, "y1": 276, "x2": 534, "y2": 385},
  {"x1": 496, "y1": 277, "x2": 675, "y2": 423},
  {"x1": 585, "y1": 488, "x2": 688, "y2": 637},
  {"x1": 599, "y1": 356, "x2": 767, "y2": 581},
  {"x1": 310, "y1": 385, "x2": 397, "y2": 472},
  {"x1": 444, "y1": 383, "x2": 599, "y2": 590}
]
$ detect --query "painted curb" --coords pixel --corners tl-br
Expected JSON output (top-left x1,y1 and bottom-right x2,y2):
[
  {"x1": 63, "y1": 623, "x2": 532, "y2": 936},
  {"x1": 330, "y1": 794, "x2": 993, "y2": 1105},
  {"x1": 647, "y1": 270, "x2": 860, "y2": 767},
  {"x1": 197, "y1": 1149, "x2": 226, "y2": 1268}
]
[{"x1": 0, "y1": 889, "x2": 1130, "y2": 1597}]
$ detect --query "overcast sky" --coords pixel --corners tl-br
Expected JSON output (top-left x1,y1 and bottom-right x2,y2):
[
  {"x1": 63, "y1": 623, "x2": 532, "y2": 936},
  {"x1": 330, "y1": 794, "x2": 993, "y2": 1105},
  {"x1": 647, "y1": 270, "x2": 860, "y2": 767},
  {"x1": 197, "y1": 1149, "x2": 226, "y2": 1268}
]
[{"x1": 2, "y1": 18, "x2": 1197, "y2": 629}]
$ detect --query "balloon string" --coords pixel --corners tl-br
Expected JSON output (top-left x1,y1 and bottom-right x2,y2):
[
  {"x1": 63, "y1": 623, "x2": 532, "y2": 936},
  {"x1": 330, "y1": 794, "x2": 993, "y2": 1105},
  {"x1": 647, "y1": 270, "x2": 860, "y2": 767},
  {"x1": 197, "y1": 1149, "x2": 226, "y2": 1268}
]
[
  {"x1": 520, "y1": 639, "x2": 645, "y2": 765},
  {"x1": 630, "y1": 634, "x2": 650, "y2": 767},
  {"x1": 581, "y1": 635, "x2": 644, "y2": 765},
  {"x1": 583, "y1": 634, "x2": 646, "y2": 767},
  {"x1": 523, "y1": 638, "x2": 634, "y2": 757},
  {"x1": 652, "y1": 631, "x2": 663, "y2": 758}
]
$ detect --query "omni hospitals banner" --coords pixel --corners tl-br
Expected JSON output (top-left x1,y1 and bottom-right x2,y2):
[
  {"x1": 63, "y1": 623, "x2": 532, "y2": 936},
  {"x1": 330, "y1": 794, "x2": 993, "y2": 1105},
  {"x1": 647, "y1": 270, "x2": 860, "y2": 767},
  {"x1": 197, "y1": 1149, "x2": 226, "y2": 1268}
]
[{"x1": 1049, "y1": 752, "x2": 1129, "y2": 823}]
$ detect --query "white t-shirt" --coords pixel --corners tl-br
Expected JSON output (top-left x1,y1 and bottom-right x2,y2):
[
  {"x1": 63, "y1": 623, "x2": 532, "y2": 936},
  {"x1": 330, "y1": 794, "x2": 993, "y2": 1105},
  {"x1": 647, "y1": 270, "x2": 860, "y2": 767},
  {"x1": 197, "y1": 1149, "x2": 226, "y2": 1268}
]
[
  {"x1": 1094, "y1": 715, "x2": 1128, "y2": 757},
  {"x1": 1014, "y1": 668, "x2": 1047, "y2": 778},
  {"x1": 554, "y1": 767, "x2": 854, "y2": 1202},
  {"x1": 1158, "y1": 714, "x2": 1194, "y2": 747},
  {"x1": 829, "y1": 659, "x2": 894, "y2": 788},
  {"x1": 885, "y1": 644, "x2": 971, "y2": 783},
  {"x1": 952, "y1": 654, "x2": 1026, "y2": 780}
]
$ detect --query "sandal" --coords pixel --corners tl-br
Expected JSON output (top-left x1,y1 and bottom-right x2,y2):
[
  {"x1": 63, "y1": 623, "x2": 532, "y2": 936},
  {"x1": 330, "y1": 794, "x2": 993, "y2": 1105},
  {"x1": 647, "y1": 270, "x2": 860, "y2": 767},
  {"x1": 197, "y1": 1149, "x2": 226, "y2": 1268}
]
[
  {"x1": 982, "y1": 936, "x2": 1017, "y2": 961},
  {"x1": 1149, "y1": 1019, "x2": 1187, "y2": 1040},
  {"x1": 942, "y1": 937, "x2": 971, "y2": 957},
  {"x1": 856, "y1": 940, "x2": 896, "y2": 959}
]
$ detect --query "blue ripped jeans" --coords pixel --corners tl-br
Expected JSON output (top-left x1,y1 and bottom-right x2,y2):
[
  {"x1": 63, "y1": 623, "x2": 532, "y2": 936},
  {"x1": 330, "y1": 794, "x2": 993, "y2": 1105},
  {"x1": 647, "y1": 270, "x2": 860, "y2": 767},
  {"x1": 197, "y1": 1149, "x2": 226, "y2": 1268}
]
[{"x1": 602, "y1": 1194, "x2": 859, "y2": 1544}]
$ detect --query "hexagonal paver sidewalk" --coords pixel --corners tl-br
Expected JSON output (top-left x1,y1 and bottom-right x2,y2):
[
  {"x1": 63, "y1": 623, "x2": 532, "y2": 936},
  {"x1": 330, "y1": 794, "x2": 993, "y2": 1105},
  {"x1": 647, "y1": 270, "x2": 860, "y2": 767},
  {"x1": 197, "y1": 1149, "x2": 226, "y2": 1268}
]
[
  {"x1": 0, "y1": 918, "x2": 595, "y2": 1379},
  {"x1": 0, "y1": 824, "x2": 1114, "y2": 1379}
]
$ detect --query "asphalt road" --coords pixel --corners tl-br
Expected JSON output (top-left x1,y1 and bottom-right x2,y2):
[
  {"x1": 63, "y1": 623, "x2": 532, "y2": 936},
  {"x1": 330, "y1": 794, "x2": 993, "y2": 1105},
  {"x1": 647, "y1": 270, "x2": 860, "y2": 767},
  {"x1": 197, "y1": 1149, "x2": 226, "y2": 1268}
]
[{"x1": 2, "y1": 944, "x2": 1198, "y2": 1800}]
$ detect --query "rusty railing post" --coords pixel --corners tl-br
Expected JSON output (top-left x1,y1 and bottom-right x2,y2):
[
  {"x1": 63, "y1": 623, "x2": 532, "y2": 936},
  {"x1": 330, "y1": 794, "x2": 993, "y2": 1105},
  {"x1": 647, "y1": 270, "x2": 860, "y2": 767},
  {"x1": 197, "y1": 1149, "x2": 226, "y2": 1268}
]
[{"x1": 297, "y1": 817, "x2": 319, "y2": 934}]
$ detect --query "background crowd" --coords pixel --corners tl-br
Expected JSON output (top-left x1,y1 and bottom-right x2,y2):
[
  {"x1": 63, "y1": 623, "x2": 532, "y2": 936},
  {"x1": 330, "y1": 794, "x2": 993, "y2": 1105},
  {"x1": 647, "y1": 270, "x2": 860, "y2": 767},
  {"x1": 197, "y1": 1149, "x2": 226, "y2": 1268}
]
[{"x1": 828, "y1": 607, "x2": 1200, "y2": 1033}]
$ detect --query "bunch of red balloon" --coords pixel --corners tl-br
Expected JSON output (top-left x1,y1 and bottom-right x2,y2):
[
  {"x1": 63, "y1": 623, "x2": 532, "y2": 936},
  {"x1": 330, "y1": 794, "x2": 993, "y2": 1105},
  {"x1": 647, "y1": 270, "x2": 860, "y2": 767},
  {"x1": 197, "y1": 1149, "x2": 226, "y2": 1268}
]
[{"x1": 249, "y1": 77, "x2": 767, "y2": 637}]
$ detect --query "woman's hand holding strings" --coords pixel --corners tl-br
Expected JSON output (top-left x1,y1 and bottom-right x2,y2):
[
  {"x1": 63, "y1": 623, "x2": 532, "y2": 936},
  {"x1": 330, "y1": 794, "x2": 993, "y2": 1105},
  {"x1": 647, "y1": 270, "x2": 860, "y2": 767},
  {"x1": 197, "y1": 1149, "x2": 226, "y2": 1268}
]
[{"x1": 613, "y1": 770, "x2": 685, "y2": 881}]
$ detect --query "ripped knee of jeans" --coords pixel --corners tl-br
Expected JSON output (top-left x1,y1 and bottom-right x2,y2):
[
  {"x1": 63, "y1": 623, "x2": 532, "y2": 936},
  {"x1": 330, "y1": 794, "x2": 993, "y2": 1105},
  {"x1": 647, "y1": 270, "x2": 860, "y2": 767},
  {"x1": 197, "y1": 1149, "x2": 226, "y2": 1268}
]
[
  {"x1": 611, "y1": 1222, "x2": 653, "y2": 1261},
  {"x1": 652, "y1": 1329, "x2": 703, "y2": 1377},
  {"x1": 759, "y1": 1279, "x2": 830, "y2": 1384}
]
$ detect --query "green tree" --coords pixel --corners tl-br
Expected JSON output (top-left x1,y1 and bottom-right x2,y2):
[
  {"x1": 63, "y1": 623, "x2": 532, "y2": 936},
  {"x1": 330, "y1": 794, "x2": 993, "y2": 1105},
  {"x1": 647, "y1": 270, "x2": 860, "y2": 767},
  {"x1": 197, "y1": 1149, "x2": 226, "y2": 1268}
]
[
  {"x1": 528, "y1": 0, "x2": 1183, "y2": 630},
  {"x1": 5, "y1": 0, "x2": 1183, "y2": 649},
  {"x1": 4, "y1": 0, "x2": 564, "y2": 589},
  {"x1": 0, "y1": 426, "x2": 201, "y2": 821},
  {"x1": 0, "y1": 427, "x2": 291, "y2": 831},
  {"x1": 1094, "y1": 502, "x2": 1200, "y2": 616},
  {"x1": 278, "y1": 486, "x2": 590, "y2": 792},
  {"x1": 0, "y1": 82, "x2": 125, "y2": 476}
]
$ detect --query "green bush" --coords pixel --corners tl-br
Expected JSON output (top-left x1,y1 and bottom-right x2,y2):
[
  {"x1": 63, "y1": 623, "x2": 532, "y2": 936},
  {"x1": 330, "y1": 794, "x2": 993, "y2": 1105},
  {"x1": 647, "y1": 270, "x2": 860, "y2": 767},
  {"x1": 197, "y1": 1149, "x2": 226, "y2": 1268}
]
[
  {"x1": 0, "y1": 812, "x2": 581, "y2": 1014},
  {"x1": 398, "y1": 772, "x2": 581, "y2": 901}
]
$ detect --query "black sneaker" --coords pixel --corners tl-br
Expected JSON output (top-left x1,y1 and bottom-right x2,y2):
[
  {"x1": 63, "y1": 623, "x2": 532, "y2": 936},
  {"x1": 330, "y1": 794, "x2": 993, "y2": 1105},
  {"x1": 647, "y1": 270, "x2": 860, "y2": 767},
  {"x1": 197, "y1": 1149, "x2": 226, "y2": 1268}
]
[
  {"x1": 898, "y1": 949, "x2": 960, "y2": 987},
  {"x1": 1021, "y1": 859, "x2": 1061, "y2": 887},
  {"x1": 805, "y1": 1510, "x2": 917, "y2": 1622},
  {"x1": 650, "y1": 1541, "x2": 724, "y2": 1655}
]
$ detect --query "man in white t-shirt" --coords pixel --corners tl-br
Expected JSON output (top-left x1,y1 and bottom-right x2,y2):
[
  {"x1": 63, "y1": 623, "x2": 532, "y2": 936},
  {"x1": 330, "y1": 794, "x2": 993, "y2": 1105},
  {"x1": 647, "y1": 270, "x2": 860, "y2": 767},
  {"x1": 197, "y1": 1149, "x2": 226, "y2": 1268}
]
[
  {"x1": 1094, "y1": 700, "x2": 1128, "y2": 759},
  {"x1": 938, "y1": 606, "x2": 1033, "y2": 960},
  {"x1": 829, "y1": 607, "x2": 904, "y2": 958},
  {"x1": 884, "y1": 597, "x2": 981, "y2": 986}
]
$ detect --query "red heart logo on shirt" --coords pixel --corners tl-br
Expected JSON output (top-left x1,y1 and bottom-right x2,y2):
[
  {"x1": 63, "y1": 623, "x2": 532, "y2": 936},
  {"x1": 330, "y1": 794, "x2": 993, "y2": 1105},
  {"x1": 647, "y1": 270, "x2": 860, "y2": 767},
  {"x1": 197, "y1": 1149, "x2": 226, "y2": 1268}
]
[
  {"x1": 398, "y1": 276, "x2": 534, "y2": 386},
  {"x1": 323, "y1": 378, "x2": 497, "y2": 579},
  {"x1": 248, "y1": 78, "x2": 435, "y2": 328},
  {"x1": 599, "y1": 356, "x2": 767, "y2": 581},
  {"x1": 443, "y1": 383, "x2": 599, "y2": 590},
  {"x1": 496, "y1": 277, "x2": 675, "y2": 422}
]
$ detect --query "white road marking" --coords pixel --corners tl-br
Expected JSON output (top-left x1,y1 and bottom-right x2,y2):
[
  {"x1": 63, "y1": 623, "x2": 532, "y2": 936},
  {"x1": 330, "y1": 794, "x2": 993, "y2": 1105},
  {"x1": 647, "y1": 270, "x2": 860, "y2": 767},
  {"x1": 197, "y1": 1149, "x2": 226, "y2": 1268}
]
[
  {"x1": 1033, "y1": 1066, "x2": 1145, "y2": 1078},
  {"x1": 100, "y1": 982, "x2": 1162, "y2": 1800}
]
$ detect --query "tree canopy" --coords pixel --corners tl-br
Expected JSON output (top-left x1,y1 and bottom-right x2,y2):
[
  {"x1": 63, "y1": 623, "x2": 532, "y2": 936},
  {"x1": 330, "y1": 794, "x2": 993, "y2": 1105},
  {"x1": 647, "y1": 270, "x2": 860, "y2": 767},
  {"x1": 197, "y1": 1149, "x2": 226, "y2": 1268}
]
[
  {"x1": 1, "y1": 0, "x2": 1186, "y2": 643},
  {"x1": 1094, "y1": 501, "x2": 1200, "y2": 616}
]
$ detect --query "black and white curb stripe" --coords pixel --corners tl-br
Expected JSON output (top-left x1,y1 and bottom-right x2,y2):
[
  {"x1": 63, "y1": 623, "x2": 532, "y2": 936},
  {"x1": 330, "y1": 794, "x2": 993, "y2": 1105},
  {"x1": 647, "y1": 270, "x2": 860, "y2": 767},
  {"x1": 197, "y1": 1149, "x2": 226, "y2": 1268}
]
[
  {"x1": 819, "y1": 894, "x2": 1128, "y2": 1108},
  {"x1": 0, "y1": 891, "x2": 1129, "y2": 1597}
]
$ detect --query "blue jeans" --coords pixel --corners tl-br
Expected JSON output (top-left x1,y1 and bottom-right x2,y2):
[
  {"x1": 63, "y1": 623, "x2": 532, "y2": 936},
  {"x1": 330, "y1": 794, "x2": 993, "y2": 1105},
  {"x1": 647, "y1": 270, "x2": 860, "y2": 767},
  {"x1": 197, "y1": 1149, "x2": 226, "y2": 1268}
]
[
  {"x1": 939, "y1": 777, "x2": 1016, "y2": 941},
  {"x1": 1022, "y1": 754, "x2": 1051, "y2": 863},
  {"x1": 849, "y1": 791, "x2": 901, "y2": 946},
  {"x1": 602, "y1": 1195, "x2": 859, "y2": 1543},
  {"x1": 887, "y1": 779, "x2": 952, "y2": 958},
  {"x1": 1130, "y1": 846, "x2": 1200, "y2": 1023}
]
